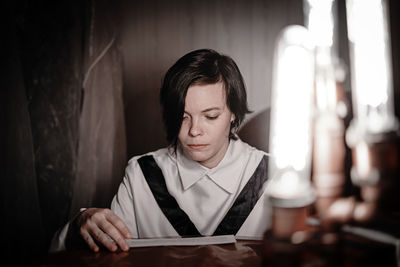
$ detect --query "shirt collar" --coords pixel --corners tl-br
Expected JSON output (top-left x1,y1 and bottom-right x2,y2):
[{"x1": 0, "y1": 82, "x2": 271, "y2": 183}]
[{"x1": 176, "y1": 139, "x2": 247, "y2": 193}]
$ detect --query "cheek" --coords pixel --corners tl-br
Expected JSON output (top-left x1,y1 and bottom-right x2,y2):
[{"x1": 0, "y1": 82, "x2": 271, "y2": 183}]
[
  {"x1": 178, "y1": 124, "x2": 187, "y2": 140},
  {"x1": 211, "y1": 120, "x2": 231, "y2": 140}
]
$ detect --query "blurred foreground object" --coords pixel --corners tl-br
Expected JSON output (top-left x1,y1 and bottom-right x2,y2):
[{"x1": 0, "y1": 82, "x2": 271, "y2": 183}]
[
  {"x1": 328, "y1": 0, "x2": 400, "y2": 223},
  {"x1": 263, "y1": 1, "x2": 400, "y2": 265},
  {"x1": 267, "y1": 25, "x2": 316, "y2": 239},
  {"x1": 304, "y1": 0, "x2": 348, "y2": 229}
]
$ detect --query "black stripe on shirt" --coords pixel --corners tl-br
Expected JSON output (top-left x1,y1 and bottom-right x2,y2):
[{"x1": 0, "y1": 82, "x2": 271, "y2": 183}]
[{"x1": 138, "y1": 155, "x2": 201, "y2": 236}]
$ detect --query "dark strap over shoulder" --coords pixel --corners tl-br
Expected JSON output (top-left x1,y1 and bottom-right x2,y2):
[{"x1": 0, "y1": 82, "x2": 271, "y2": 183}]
[
  {"x1": 138, "y1": 155, "x2": 201, "y2": 236},
  {"x1": 138, "y1": 154, "x2": 269, "y2": 236},
  {"x1": 213, "y1": 155, "x2": 269, "y2": 235}
]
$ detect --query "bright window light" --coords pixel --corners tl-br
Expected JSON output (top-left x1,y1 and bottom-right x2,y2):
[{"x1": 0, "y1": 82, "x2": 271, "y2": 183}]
[
  {"x1": 346, "y1": 0, "x2": 397, "y2": 134},
  {"x1": 304, "y1": 0, "x2": 335, "y2": 48},
  {"x1": 268, "y1": 25, "x2": 315, "y2": 206},
  {"x1": 304, "y1": 0, "x2": 338, "y2": 112},
  {"x1": 274, "y1": 45, "x2": 313, "y2": 170}
]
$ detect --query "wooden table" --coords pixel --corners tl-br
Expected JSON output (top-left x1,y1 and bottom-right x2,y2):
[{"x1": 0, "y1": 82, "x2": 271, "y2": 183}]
[
  {"x1": 40, "y1": 240, "x2": 263, "y2": 267},
  {"x1": 39, "y1": 234, "x2": 397, "y2": 267}
]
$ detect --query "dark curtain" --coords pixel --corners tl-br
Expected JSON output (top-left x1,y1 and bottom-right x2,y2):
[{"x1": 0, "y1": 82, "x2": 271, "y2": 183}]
[
  {"x1": 2, "y1": 13, "x2": 46, "y2": 263},
  {"x1": 69, "y1": 0, "x2": 126, "y2": 216},
  {"x1": 19, "y1": 0, "x2": 83, "y2": 250},
  {"x1": 3, "y1": 0, "x2": 126, "y2": 264}
]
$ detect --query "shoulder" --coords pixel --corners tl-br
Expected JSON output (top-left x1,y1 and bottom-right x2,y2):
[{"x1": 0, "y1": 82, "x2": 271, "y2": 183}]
[
  {"x1": 125, "y1": 147, "x2": 176, "y2": 174},
  {"x1": 231, "y1": 139, "x2": 270, "y2": 178},
  {"x1": 234, "y1": 138, "x2": 269, "y2": 159}
]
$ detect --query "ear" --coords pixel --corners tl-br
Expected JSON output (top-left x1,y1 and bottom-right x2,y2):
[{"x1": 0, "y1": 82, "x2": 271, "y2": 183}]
[{"x1": 230, "y1": 114, "x2": 235, "y2": 123}]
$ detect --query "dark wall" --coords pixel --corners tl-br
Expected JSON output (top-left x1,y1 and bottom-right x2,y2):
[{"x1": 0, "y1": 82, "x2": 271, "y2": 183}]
[
  {"x1": 121, "y1": 0, "x2": 400, "y2": 159},
  {"x1": 120, "y1": 0, "x2": 304, "y2": 158},
  {"x1": 389, "y1": 0, "x2": 400, "y2": 115}
]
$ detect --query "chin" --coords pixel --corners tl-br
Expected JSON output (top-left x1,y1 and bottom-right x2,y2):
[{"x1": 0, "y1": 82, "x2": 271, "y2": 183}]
[{"x1": 185, "y1": 149, "x2": 210, "y2": 162}]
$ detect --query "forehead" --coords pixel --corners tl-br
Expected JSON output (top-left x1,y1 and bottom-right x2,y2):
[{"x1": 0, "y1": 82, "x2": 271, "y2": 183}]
[{"x1": 185, "y1": 82, "x2": 227, "y2": 109}]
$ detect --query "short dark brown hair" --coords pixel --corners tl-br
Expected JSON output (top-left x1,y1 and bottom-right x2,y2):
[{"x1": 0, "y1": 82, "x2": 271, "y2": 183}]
[{"x1": 160, "y1": 49, "x2": 251, "y2": 146}]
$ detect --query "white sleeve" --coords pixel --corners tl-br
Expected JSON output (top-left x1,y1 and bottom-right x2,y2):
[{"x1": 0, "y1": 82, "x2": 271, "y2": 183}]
[
  {"x1": 111, "y1": 160, "x2": 139, "y2": 238},
  {"x1": 48, "y1": 209, "x2": 86, "y2": 252},
  {"x1": 48, "y1": 222, "x2": 70, "y2": 252}
]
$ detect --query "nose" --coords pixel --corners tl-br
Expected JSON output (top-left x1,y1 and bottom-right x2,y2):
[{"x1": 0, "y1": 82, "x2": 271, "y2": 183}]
[{"x1": 189, "y1": 118, "x2": 203, "y2": 137}]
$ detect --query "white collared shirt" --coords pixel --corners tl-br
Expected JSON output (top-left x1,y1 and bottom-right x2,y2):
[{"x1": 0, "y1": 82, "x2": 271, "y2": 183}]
[
  {"x1": 111, "y1": 138, "x2": 272, "y2": 239},
  {"x1": 49, "y1": 139, "x2": 272, "y2": 252}
]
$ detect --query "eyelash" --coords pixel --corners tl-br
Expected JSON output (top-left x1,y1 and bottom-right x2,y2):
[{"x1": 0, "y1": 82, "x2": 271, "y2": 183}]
[
  {"x1": 182, "y1": 115, "x2": 219, "y2": 120},
  {"x1": 206, "y1": 116, "x2": 218, "y2": 120}
]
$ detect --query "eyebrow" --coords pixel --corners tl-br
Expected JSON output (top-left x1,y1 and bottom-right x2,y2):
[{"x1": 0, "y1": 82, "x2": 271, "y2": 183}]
[
  {"x1": 201, "y1": 107, "x2": 222, "y2": 113},
  {"x1": 183, "y1": 107, "x2": 224, "y2": 115},
  {"x1": 184, "y1": 107, "x2": 222, "y2": 114}
]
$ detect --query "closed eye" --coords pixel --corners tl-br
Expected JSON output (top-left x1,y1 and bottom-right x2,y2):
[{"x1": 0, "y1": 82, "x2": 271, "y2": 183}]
[{"x1": 206, "y1": 115, "x2": 219, "y2": 120}]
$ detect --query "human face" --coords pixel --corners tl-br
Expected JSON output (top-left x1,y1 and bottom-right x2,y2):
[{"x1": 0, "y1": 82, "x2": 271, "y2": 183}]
[{"x1": 178, "y1": 82, "x2": 234, "y2": 169}]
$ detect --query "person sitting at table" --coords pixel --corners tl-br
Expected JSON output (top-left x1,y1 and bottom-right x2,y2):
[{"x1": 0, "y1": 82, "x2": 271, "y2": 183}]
[{"x1": 50, "y1": 48, "x2": 272, "y2": 253}]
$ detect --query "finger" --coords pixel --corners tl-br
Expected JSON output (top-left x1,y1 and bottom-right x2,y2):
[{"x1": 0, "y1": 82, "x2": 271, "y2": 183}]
[
  {"x1": 80, "y1": 229, "x2": 99, "y2": 252},
  {"x1": 106, "y1": 212, "x2": 132, "y2": 239},
  {"x1": 98, "y1": 220, "x2": 129, "y2": 251},
  {"x1": 89, "y1": 225, "x2": 118, "y2": 252}
]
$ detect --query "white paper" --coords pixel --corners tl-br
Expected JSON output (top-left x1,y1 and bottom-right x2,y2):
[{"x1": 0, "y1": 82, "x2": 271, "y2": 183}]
[
  {"x1": 126, "y1": 235, "x2": 236, "y2": 248},
  {"x1": 235, "y1": 235, "x2": 264, "y2": 241}
]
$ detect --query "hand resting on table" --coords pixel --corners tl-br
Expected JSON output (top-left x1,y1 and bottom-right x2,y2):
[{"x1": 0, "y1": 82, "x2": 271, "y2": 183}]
[{"x1": 72, "y1": 208, "x2": 132, "y2": 252}]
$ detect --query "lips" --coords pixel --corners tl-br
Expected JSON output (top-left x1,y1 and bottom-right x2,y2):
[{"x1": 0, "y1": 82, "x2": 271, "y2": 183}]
[{"x1": 188, "y1": 144, "x2": 208, "y2": 150}]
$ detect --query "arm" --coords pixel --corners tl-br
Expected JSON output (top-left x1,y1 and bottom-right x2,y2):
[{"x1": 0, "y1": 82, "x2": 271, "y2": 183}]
[
  {"x1": 67, "y1": 207, "x2": 132, "y2": 252},
  {"x1": 50, "y1": 161, "x2": 139, "y2": 252},
  {"x1": 69, "y1": 162, "x2": 139, "y2": 252}
]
